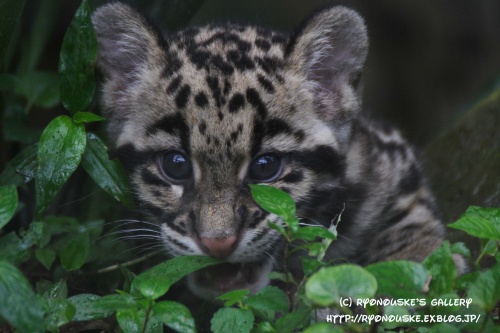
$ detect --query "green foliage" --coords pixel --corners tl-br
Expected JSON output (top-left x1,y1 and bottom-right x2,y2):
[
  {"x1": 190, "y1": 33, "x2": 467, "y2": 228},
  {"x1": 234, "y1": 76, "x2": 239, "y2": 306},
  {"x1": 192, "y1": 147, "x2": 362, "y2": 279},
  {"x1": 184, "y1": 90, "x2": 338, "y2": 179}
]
[{"x1": 1, "y1": 1, "x2": 500, "y2": 332}]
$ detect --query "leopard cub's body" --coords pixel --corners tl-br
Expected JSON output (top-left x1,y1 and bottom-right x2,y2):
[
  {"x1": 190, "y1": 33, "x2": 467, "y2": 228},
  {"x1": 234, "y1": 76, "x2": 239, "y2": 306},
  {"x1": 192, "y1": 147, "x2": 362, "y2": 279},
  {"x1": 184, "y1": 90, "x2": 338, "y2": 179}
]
[{"x1": 93, "y1": 3, "x2": 446, "y2": 299}]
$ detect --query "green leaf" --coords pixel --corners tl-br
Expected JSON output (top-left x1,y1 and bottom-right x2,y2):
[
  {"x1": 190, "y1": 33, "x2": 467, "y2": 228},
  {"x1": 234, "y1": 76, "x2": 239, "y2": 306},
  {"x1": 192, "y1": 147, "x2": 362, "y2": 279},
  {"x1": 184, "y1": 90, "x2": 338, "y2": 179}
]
[
  {"x1": 448, "y1": 206, "x2": 500, "y2": 240},
  {"x1": 216, "y1": 289, "x2": 250, "y2": 307},
  {"x1": 366, "y1": 260, "x2": 429, "y2": 299},
  {"x1": 467, "y1": 262, "x2": 500, "y2": 311},
  {"x1": 35, "y1": 115, "x2": 86, "y2": 218},
  {"x1": 0, "y1": 0, "x2": 26, "y2": 70},
  {"x1": 81, "y1": 133, "x2": 134, "y2": 208},
  {"x1": 152, "y1": 301, "x2": 196, "y2": 333},
  {"x1": 294, "y1": 226, "x2": 335, "y2": 241},
  {"x1": 303, "y1": 322, "x2": 344, "y2": 333},
  {"x1": 0, "y1": 185, "x2": 17, "y2": 229},
  {"x1": 249, "y1": 184, "x2": 296, "y2": 222},
  {"x1": 67, "y1": 294, "x2": 112, "y2": 321},
  {"x1": 246, "y1": 286, "x2": 289, "y2": 313},
  {"x1": 73, "y1": 111, "x2": 105, "y2": 124},
  {"x1": 274, "y1": 307, "x2": 310, "y2": 332},
  {"x1": 211, "y1": 308, "x2": 254, "y2": 333},
  {"x1": 45, "y1": 279, "x2": 68, "y2": 300},
  {"x1": 44, "y1": 298, "x2": 76, "y2": 332},
  {"x1": 0, "y1": 261, "x2": 45, "y2": 333},
  {"x1": 60, "y1": 231, "x2": 90, "y2": 271},
  {"x1": 58, "y1": 0, "x2": 97, "y2": 113},
  {"x1": 24, "y1": 221, "x2": 50, "y2": 248},
  {"x1": 132, "y1": 255, "x2": 222, "y2": 300},
  {"x1": 94, "y1": 293, "x2": 137, "y2": 312},
  {"x1": 429, "y1": 323, "x2": 460, "y2": 333},
  {"x1": 301, "y1": 257, "x2": 323, "y2": 276},
  {"x1": 0, "y1": 143, "x2": 38, "y2": 187},
  {"x1": 116, "y1": 309, "x2": 143, "y2": 333},
  {"x1": 306, "y1": 264, "x2": 377, "y2": 307},
  {"x1": 0, "y1": 232, "x2": 30, "y2": 262},
  {"x1": 35, "y1": 248, "x2": 56, "y2": 270},
  {"x1": 423, "y1": 242, "x2": 456, "y2": 297}
]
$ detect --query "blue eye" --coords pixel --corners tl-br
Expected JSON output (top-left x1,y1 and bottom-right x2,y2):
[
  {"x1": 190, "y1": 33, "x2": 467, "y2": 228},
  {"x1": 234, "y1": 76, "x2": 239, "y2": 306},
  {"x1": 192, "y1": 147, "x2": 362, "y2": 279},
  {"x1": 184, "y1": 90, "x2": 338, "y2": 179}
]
[
  {"x1": 161, "y1": 151, "x2": 192, "y2": 180},
  {"x1": 249, "y1": 154, "x2": 282, "y2": 181}
]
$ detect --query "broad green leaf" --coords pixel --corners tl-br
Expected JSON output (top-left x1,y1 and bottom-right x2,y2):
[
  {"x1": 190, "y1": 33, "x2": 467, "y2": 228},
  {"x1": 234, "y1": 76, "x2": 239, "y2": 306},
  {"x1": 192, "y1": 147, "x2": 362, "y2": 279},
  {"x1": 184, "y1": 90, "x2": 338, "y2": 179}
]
[
  {"x1": 448, "y1": 206, "x2": 500, "y2": 240},
  {"x1": 301, "y1": 257, "x2": 323, "y2": 276},
  {"x1": 0, "y1": 143, "x2": 38, "y2": 187},
  {"x1": 429, "y1": 323, "x2": 460, "y2": 333},
  {"x1": 81, "y1": 133, "x2": 134, "y2": 208},
  {"x1": 94, "y1": 293, "x2": 137, "y2": 312},
  {"x1": 216, "y1": 289, "x2": 249, "y2": 307},
  {"x1": 294, "y1": 226, "x2": 335, "y2": 241},
  {"x1": 24, "y1": 221, "x2": 50, "y2": 248},
  {"x1": 366, "y1": 260, "x2": 429, "y2": 299},
  {"x1": 306, "y1": 264, "x2": 377, "y2": 307},
  {"x1": 246, "y1": 286, "x2": 289, "y2": 313},
  {"x1": 0, "y1": 261, "x2": 45, "y2": 333},
  {"x1": 152, "y1": 301, "x2": 196, "y2": 333},
  {"x1": 132, "y1": 255, "x2": 222, "y2": 300},
  {"x1": 35, "y1": 115, "x2": 86, "y2": 218},
  {"x1": 58, "y1": 0, "x2": 97, "y2": 113},
  {"x1": 274, "y1": 307, "x2": 310, "y2": 333},
  {"x1": 67, "y1": 294, "x2": 112, "y2": 321},
  {"x1": 61, "y1": 231, "x2": 90, "y2": 271},
  {"x1": 303, "y1": 322, "x2": 344, "y2": 333},
  {"x1": 0, "y1": 232, "x2": 30, "y2": 262},
  {"x1": 424, "y1": 242, "x2": 456, "y2": 297},
  {"x1": 35, "y1": 248, "x2": 56, "y2": 270},
  {"x1": 455, "y1": 271, "x2": 479, "y2": 293},
  {"x1": 250, "y1": 184, "x2": 296, "y2": 222},
  {"x1": 0, "y1": 185, "x2": 17, "y2": 229},
  {"x1": 211, "y1": 308, "x2": 254, "y2": 333},
  {"x1": 45, "y1": 279, "x2": 68, "y2": 300},
  {"x1": 467, "y1": 262, "x2": 500, "y2": 311},
  {"x1": 0, "y1": 0, "x2": 26, "y2": 69},
  {"x1": 381, "y1": 306, "x2": 411, "y2": 330},
  {"x1": 44, "y1": 298, "x2": 76, "y2": 332},
  {"x1": 116, "y1": 309, "x2": 142, "y2": 333},
  {"x1": 73, "y1": 111, "x2": 105, "y2": 124}
]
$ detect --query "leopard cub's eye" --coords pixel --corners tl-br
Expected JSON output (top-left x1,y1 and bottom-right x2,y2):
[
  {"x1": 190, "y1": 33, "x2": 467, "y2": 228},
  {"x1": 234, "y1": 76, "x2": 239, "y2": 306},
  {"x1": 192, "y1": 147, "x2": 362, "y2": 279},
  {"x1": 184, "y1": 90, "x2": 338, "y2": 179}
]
[
  {"x1": 160, "y1": 151, "x2": 192, "y2": 180},
  {"x1": 249, "y1": 154, "x2": 282, "y2": 182}
]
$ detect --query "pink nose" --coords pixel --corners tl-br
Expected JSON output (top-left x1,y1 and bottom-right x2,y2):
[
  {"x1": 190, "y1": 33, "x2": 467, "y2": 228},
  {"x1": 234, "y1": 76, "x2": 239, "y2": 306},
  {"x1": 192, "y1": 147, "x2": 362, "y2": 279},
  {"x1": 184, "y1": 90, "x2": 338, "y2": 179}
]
[{"x1": 200, "y1": 235, "x2": 238, "y2": 259}]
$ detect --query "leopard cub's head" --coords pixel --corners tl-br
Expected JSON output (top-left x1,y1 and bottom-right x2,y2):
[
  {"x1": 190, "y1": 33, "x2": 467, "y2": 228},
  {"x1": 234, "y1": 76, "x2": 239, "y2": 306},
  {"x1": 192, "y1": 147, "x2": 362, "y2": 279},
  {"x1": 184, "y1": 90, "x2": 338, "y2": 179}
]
[{"x1": 93, "y1": 3, "x2": 367, "y2": 299}]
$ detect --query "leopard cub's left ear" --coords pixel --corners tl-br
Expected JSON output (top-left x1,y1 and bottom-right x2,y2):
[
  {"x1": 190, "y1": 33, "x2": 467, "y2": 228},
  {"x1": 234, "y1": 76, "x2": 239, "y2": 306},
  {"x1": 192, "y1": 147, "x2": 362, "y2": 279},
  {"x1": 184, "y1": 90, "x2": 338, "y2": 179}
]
[{"x1": 286, "y1": 7, "x2": 368, "y2": 123}]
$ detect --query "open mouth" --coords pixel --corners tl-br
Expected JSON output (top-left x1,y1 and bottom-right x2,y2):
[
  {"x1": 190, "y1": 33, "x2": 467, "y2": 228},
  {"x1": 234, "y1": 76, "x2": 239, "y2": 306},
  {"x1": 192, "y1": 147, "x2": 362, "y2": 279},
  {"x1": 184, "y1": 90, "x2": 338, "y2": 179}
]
[{"x1": 188, "y1": 260, "x2": 273, "y2": 299}]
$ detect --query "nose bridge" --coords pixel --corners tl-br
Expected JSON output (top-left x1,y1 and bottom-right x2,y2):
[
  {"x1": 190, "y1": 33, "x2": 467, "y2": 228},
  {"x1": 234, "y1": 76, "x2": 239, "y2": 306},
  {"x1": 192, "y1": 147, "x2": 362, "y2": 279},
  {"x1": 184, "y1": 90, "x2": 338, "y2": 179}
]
[{"x1": 197, "y1": 189, "x2": 238, "y2": 239}]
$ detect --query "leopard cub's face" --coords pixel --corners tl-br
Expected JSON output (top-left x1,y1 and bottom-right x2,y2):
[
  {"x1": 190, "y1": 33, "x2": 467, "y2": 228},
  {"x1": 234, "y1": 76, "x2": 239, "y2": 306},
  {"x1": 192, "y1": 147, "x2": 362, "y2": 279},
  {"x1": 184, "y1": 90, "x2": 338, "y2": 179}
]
[{"x1": 93, "y1": 3, "x2": 367, "y2": 299}]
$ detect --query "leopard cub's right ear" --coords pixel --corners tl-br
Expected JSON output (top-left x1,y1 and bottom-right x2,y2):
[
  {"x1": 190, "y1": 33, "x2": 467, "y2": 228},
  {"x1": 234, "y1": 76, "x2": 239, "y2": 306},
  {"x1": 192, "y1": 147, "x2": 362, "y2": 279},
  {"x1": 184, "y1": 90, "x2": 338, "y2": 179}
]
[{"x1": 92, "y1": 3, "x2": 166, "y2": 89}]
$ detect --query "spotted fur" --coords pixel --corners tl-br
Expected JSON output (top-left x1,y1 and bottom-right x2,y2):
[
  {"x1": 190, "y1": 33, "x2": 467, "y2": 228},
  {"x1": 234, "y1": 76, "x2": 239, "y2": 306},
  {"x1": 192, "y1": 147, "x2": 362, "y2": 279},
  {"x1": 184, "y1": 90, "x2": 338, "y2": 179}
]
[{"x1": 93, "y1": 3, "x2": 448, "y2": 299}]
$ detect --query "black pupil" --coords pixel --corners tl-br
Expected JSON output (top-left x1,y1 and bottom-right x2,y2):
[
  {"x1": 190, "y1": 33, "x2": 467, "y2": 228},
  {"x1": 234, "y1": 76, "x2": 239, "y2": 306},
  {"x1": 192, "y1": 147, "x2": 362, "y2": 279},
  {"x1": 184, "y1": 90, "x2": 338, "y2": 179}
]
[
  {"x1": 162, "y1": 152, "x2": 192, "y2": 180},
  {"x1": 250, "y1": 155, "x2": 281, "y2": 181}
]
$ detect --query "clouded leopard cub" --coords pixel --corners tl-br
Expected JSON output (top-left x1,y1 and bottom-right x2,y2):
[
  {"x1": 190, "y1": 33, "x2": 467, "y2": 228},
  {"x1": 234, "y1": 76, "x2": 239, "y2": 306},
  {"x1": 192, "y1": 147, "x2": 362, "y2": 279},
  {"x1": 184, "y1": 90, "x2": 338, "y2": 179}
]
[{"x1": 93, "y1": 3, "x2": 447, "y2": 300}]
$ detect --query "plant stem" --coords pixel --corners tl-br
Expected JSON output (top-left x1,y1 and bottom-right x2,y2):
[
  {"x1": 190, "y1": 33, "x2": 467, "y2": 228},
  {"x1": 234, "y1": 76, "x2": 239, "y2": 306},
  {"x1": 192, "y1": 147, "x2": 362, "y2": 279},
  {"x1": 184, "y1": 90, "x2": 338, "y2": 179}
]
[{"x1": 82, "y1": 249, "x2": 164, "y2": 275}]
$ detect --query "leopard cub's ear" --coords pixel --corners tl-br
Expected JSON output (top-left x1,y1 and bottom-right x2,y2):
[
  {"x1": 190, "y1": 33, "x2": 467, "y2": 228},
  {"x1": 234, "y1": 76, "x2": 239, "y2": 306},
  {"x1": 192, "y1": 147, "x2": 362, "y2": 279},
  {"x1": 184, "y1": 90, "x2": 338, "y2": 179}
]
[
  {"x1": 92, "y1": 3, "x2": 166, "y2": 118},
  {"x1": 286, "y1": 7, "x2": 368, "y2": 127}
]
